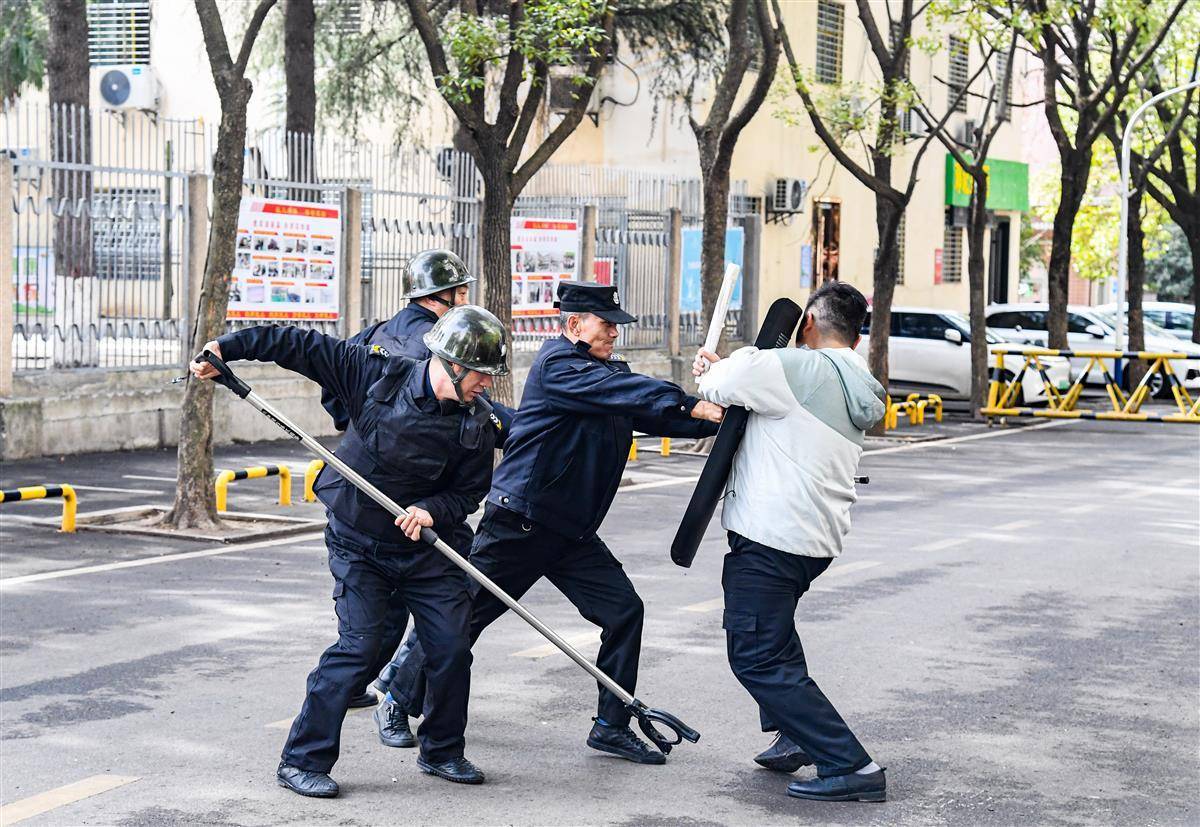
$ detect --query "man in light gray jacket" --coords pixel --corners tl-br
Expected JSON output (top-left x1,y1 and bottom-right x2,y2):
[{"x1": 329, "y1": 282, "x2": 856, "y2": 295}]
[{"x1": 693, "y1": 281, "x2": 887, "y2": 803}]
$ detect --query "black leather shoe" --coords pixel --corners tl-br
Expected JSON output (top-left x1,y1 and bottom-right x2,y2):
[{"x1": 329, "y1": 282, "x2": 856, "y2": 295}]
[
  {"x1": 586, "y1": 720, "x2": 667, "y2": 765},
  {"x1": 276, "y1": 763, "x2": 339, "y2": 798},
  {"x1": 374, "y1": 697, "x2": 416, "y2": 748},
  {"x1": 754, "y1": 733, "x2": 814, "y2": 772},
  {"x1": 417, "y1": 755, "x2": 485, "y2": 784},
  {"x1": 787, "y1": 768, "x2": 886, "y2": 802},
  {"x1": 348, "y1": 689, "x2": 377, "y2": 709}
]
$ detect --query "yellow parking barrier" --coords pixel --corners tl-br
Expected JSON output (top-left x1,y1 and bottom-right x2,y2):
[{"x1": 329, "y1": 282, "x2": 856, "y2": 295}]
[
  {"x1": 628, "y1": 434, "x2": 672, "y2": 462},
  {"x1": 885, "y1": 394, "x2": 943, "y2": 430},
  {"x1": 0, "y1": 484, "x2": 78, "y2": 532},
  {"x1": 304, "y1": 460, "x2": 324, "y2": 502},
  {"x1": 215, "y1": 464, "x2": 292, "y2": 512},
  {"x1": 982, "y1": 347, "x2": 1198, "y2": 423}
]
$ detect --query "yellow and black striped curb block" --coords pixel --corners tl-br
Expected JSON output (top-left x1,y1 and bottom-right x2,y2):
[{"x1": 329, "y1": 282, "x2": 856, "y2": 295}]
[
  {"x1": 0, "y1": 484, "x2": 78, "y2": 532},
  {"x1": 214, "y1": 465, "x2": 292, "y2": 512}
]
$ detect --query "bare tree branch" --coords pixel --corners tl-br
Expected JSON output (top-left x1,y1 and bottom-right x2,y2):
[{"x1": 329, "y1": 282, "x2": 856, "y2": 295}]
[{"x1": 235, "y1": 0, "x2": 279, "y2": 78}]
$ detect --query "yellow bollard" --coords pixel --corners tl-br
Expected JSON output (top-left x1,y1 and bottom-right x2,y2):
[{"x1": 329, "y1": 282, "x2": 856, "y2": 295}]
[
  {"x1": 660, "y1": 437, "x2": 670, "y2": 457},
  {"x1": 304, "y1": 459, "x2": 325, "y2": 502},
  {"x1": 628, "y1": 440, "x2": 638, "y2": 462},
  {"x1": 0, "y1": 484, "x2": 78, "y2": 532},
  {"x1": 214, "y1": 465, "x2": 292, "y2": 512}
]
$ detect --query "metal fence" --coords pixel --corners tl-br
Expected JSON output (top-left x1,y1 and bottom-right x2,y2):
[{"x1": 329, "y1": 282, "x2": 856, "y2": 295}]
[{"x1": 5, "y1": 103, "x2": 748, "y2": 375}]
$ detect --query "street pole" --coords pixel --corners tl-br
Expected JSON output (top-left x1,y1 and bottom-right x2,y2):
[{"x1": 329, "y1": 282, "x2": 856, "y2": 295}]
[{"x1": 1115, "y1": 80, "x2": 1200, "y2": 379}]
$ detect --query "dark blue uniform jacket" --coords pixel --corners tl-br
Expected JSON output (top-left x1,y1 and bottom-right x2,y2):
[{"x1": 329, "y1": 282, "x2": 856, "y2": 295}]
[
  {"x1": 488, "y1": 335, "x2": 719, "y2": 540},
  {"x1": 321, "y1": 302, "x2": 514, "y2": 440},
  {"x1": 219, "y1": 325, "x2": 494, "y2": 546}
]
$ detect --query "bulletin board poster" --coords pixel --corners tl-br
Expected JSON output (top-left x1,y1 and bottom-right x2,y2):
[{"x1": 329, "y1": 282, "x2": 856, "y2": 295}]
[
  {"x1": 510, "y1": 218, "x2": 580, "y2": 324},
  {"x1": 228, "y1": 197, "x2": 341, "y2": 321},
  {"x1": 680, "y1": 227, "x2": 744, "y2": 313}
]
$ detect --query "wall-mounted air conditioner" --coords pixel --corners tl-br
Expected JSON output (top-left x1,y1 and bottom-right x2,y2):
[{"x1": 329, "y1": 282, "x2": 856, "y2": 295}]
[
  {"x1": 95, "y1": 65, "x2": 160, "y2": 111},
  {"x1": 770, "y1": 178, "x2": 807, "y2": 214}
]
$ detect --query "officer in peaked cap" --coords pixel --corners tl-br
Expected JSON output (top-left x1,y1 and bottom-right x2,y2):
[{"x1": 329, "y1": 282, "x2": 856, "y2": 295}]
[
  {"x1": 191, "y1": 306, "x2": 512, "y2": 793},
  {"x1": 317, "y1": 249, "x2": 512, "y2": 719},
  {"x1": 376, "y1": 279, "x2": 726, "y2": 768}
]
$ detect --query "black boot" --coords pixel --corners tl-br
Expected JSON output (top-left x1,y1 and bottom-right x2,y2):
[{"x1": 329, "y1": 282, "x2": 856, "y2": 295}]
[
  {"x1": 586, "y1": 720, "x2": 666, "y2": 765},
  {"x1": 754, "y1": 733, "x2": 814, "y2": 772},
  {"x1": 787, "y1": 768, "x2": 886, "y2": 803},
  {"x1": 276, "y1": 762, "x2": 339, "y2": 798},
  {"x1": 417, "y1": 755, "x2": 486, "y2": 784},
  {"x1": 347, "y1": 689, "x2": 377, "y2": 709},
  {"x1": 373, "y1": 696, "x2": 416, "y2": 748}
]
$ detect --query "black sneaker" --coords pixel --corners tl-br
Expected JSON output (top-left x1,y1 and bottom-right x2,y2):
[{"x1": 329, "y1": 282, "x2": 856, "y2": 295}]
[
  {"x1": 586, "y1": 720, "x2": 667, "y2": 765},
  {"x1": 374, "y1": 696, "x2": 416, "y2": 748},
  {"x1": 754, "y1": 733, "x2": 814, "y2": 772},
  {"x1": 787, "y1": 768, "x2": 886, "y2": 802},
  {"x1": 276, "y1": 762, "x2": 339, "y2": 798},
  {"x1": 417, "y1": 755, "x2": 486, "y2": 784},
  {"x1": 348, "y1": 689, "x2": 378, "y2": 709}
]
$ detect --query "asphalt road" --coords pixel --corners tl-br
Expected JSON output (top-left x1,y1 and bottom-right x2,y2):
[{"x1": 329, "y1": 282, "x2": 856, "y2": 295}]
[{"x1": 1, "y1": 419, "x2": 1198, "y2": 825}]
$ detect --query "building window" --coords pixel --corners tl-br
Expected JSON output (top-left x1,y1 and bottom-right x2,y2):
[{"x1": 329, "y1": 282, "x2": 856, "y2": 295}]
[
  {"x1": 942, "y1": 209, "x2": 963, "y2": 283},
  {"x1": 890, "y1": 21, "x2": 912, "y2": 133},
  {"x1": 948, "y1": 36, "x2": 969, "y2": 114},
  {"x1": 815, "y1": 1, "x2": 844, "y2": 85},
  {"x1": 88, "y1": 0, "x2": 151, "y2": 66},
  {"x1": 318, "y1": 0, "x2": 363, "y2": 35},
  {"x1": 896, "y1": 213, "x2": 906, "y2": 285},
  {"x1": 92, "y1": 188, "x2": 162, "y2": 281},
  {"x1": 995, "y1": 51, "x2": 1012, "y2": 122}
]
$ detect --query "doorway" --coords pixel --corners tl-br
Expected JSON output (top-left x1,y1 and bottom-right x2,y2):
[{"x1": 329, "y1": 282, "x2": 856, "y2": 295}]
[
  {"x1": 813, "y1": 200, "x2": 841, "y2": 283},
  {"x1": 988, "y1": 216, "x2": 1011, "y2": 304}
]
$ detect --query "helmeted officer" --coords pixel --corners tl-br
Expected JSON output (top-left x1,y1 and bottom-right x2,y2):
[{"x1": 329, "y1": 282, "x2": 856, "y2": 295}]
[
  {"x1": 375, "y1": 281, "x2": 724, "y2": 767},
  {"x1": 319, "y1": 249, "x2": 511, "y2": 713},
  {"x1": 190, "y1": 305, "x2": 511, "y2": 796}
]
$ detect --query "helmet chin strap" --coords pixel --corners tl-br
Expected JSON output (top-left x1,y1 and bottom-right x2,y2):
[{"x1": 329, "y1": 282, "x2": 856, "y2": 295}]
[
  {"x1": 428, "y1": 289, "x2": 454, "y2": 309},
  {"x1": 439, "y1": 357, "x2": 471, "y2": 406}
]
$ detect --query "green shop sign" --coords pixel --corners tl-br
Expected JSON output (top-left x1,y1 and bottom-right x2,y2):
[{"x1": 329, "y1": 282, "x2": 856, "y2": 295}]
[{"x1": 945, "y1": 156, "x2": 1029, "y2": 211}]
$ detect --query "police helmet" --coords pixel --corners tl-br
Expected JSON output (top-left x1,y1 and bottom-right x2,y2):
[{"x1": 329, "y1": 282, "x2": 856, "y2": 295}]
[
  {"x1": 402, "y1": 249, "x2": 477, "y2": 300},
  {"x1": 424, "y1": 305, "x2": 510, "y2": 376}
]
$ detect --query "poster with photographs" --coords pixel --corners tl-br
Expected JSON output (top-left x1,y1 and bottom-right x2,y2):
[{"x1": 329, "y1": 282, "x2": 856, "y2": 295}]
[
  {"x1": 510, "y1": 217, "x2": 580, "y2": 337},
  {"x1": 228, "y1": 197, "x2": 341, "y2": 321}
]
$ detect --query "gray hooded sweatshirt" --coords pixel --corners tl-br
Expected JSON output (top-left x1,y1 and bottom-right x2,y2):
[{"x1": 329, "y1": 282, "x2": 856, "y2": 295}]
[{"x1": 698, "y1": 345, "x2": 886, "y2": 558}]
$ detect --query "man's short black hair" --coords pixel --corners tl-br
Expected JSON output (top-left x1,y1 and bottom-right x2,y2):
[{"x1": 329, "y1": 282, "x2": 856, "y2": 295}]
[{"x1": 800, "y1": 281, "x2": 869, "y2": 345}]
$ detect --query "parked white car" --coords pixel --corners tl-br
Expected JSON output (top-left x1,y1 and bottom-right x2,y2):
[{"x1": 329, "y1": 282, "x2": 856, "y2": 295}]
[
  {"x1": 1095, "y1": 301, "x2": 1196, "y2": 341},
  {"x1": 986, "y1": 303, "x2": 1200, "y2": 397},
  {"x1": 856, "y1": 307, "x2": 1072, "y2": 404}
]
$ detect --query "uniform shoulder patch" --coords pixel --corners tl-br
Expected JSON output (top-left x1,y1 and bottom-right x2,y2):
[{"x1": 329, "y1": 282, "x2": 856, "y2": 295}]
[
  {"x1": 608, "y1": 352, "x2": 627, "y2": 362},
  {"x1": 369, "y1": 344, "x2": 391, "y2": 358}
]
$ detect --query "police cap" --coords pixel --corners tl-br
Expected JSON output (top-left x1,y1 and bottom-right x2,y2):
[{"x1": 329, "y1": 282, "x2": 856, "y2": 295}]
[{"x1": 554, "y1": 280, "x2": 637, "y2": 324}]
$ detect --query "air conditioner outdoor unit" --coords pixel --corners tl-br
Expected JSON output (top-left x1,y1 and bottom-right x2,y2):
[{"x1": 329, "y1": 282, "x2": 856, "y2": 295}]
[
  {"x1": 959, "y1": 118, "x2": 978, "y2": 146},
  {"x1": 907, "y1": 108, "x2": 930, "y2": 137},
  {"x1": 771, "y1": 178, "x2": 807, "y2": 214},
  {"x1": 95, "y1": 65, "x2": 159, "y2": 111}
]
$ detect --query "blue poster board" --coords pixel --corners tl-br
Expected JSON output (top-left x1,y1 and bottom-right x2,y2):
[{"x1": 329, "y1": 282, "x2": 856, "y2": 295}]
[
  {"x1": 800, "y1": 244, "x2": 813, "y2": 288},
  {"x1": 680, "y1": 227, "x2": 744, "y2": 313}
]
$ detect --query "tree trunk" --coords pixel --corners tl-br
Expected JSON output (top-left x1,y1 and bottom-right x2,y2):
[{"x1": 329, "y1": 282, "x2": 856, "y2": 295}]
[
  {"x1": 1184, "y1": 223, "x2": 1200, "y2": 345},
  {"x1": 698, "y1": 137, "x2": 733, "y2": 354},
  {"x1": 966, "y1": 175, "x2": 989, "y2": 418},
  {"x1": 478, "y1": 160, "x2": 515, "y2": 404},
  {"x1": 45, "y1": 0, "x2": 91, "y2": 281},
  {"x1": 284, "y1": 0, "x2": 317, "y2": 198},
  {"x1": 162, "y1": 81, "x2": 253, "y2": 530},
  {"x1": 1124, "y1": 186, "x2": 1148, "y2": 389},
  {"x1": 1046, "y1": 150, "x2": 1091, "y2": 349},
  {"x1": 867, "y1": 191, "x2": 901, "y2": 435}
]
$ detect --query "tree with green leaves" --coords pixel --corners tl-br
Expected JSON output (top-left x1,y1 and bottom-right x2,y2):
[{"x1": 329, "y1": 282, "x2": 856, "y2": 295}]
[
  {"x1": 771, "y1": 0, "x2": 965, "y2": 416},
  {"x1": 163, "y1": 0, "x2": 277, "y2": 531},
  {"x1": 1018, "y1": 0, "x2": 1186, "y2": 349},
  {"x1": 0, "y1": 0, "x2": 46, "y2": 105}
]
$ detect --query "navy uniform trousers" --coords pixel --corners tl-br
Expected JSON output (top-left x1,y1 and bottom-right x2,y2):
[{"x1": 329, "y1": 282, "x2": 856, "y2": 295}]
[
  {"x1": 721, "y1": 531, "x2": 872, "y2": 778},
  {"x1": 281, "y1": 521, "x2": 473, "y2": 770},
  {"x1": 388, "y1": 503, "x2": 644, "y2": 727}
]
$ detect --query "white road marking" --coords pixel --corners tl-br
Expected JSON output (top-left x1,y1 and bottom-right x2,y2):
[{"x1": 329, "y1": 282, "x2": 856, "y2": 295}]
[
  {"x1": 1064, "y1": 503, "x2": 1101, "y2": 515},
  {"x1": 511, "y1": 629, "x2": 600, "y2": 659},
  {"x1": 58, "y1": 484, "x2": 164, "y2": 495},
  {"x1": 265, "y1": 717, "x2": 295, "y2": 730},
  {"x1": 681, "y1": 597, "x2": 724, "y2": 613},
  {"x1": 915, "y1": 537, "x2": 968, "y2": 552},
  {"x1": 266, "y1": 702, "x2": 374, "y2": 730},
  {"x1": 122, "y1": 474, "x2": 178, "y2": 483},
  {"x1": 823, "y1": 560, "x2": 882, "y2": 578},
  {"x1": 0, "y1": 774, "x2": 139, "y2": 825},
  {"x1": 969, "y1": 532, "x2": 1021, "y2": 543},
  {"x1": 618, "y1": 476, "x2": 699, "y2": 493},
  {"x1": 994, "y1": 519, "x2": 1036, "y2": 531},
  {"x1": 0, "y1": 531, "x2": 324, "y2": 588}
]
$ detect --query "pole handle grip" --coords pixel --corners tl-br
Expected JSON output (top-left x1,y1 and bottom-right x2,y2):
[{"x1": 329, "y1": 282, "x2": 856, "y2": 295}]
[{"x1": 196, "y1": 350, "x2": 253, "y2": 398}]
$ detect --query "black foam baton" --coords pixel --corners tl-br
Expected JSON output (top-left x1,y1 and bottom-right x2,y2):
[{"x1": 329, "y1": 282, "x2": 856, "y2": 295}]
[{"x1": 191, "y1": 350, "x2": 700, "y2": 754}]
